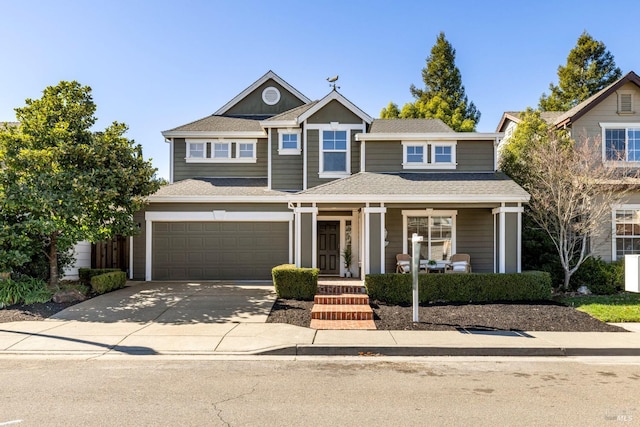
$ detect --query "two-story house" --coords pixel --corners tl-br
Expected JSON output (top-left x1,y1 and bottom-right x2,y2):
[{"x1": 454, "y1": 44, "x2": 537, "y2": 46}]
[
  {"x1": 132, "y1": 71, "x2": 528, "y2": 281},
  {"x1": 497, "y1": 71, "x2": 640, "y2": 263}
]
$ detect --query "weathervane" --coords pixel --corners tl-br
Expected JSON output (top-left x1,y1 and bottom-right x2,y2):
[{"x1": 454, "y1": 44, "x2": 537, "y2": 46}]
[{"x1": 326, "y1": 75, "x2": 339, "y2": 90}]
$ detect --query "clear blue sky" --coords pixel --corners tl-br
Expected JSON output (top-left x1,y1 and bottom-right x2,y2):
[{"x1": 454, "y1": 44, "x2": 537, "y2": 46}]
[{"x1": 1, "y1": 0, "x2": 638, "y2": 180}]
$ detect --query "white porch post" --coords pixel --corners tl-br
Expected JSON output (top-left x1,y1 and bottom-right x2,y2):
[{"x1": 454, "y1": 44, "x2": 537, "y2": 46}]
[
  {"x1": 363, "y1": 206, "x2": 386, "y2": 274},
  {"x1": 145, "y1": 219, "x2": 152, "y2": 281},
  {"x1": 492, "y1": 206, "x2": 525, "y2": 273}
]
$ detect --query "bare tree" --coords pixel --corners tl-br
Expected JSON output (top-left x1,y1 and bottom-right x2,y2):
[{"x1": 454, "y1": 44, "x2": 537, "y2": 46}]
[{"x1": 525, "y1": 135, "x2": 639, "y2": 289}]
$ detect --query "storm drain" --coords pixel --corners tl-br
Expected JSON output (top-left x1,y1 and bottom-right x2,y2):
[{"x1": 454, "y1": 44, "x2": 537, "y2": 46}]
[{"x1": 456, "y1": 328, "x2": 533, "y2": 338}]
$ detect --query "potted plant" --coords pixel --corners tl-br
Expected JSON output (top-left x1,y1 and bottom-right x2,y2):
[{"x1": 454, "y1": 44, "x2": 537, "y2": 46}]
[{"x1": 342, "y1": 246, "x2": 353, "y2": 278}]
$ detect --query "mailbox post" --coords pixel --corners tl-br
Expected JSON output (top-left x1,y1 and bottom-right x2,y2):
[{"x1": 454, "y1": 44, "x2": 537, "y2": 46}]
[{"x1": 411, "y1": 233, "x2": 423, "y2": 322}]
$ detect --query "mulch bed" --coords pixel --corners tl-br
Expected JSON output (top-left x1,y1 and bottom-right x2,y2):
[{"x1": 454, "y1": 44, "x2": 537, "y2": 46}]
[
  {"x1": 266, "y1": 298, "x2": 628, "y2": 332},
  {"x1": 0, "y1": 297, "x2": 628, "y2": 333}
]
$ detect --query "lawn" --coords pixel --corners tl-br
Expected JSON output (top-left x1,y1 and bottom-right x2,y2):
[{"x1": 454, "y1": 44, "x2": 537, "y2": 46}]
[{"x1": 559, "y1": 293, "x2": 640, "y2": 322}]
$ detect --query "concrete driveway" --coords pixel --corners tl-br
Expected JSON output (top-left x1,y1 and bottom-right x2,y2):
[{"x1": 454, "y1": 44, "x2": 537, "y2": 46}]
[{"x1": 51, "y1": 281, "x2": 277, "y2": 324}]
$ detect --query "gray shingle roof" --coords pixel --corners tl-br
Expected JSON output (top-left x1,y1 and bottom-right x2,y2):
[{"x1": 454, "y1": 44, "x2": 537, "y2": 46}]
[
  {"x1": 151, "y1": 178, "x2": 287, "y2": 198},
  {"x1": 164, "y1": 116, "x2": 264, "y2": 133},
  {"x1": 298, "y1": 172, "x2": 529, "y2": 199},
  {"x1": 265, "y1": 101, "x2": 319, "y2": 122},
  {"x1": 369, "y1": 119, "x2": 454, "y2": 133}
]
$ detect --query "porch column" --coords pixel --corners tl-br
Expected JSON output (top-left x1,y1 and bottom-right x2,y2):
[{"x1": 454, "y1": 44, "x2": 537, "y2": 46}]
[
  {"x1": 363, "y1": 206, "x2": 387, "y2": 274},
  {"x1": 294, "y1": 205, "x2": 318, "y2": 268},
  {"x1": 145, "y1": 219, "x2": 152, "y2": 281},
  {"x1": 492, "y1": 206, "x2": 524, "y2": 273}
]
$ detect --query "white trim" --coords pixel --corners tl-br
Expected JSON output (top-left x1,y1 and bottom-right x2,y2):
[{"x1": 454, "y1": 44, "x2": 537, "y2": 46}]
[
  {"x1": 303, "y1": 122, "x2": 308, "y2": 190},
  {"x1": 145, "y1": 220, "x2": 152, "y2": 281},
  {"x1": 144, "y1": 211, "x2": 293, "y2": 222},
  {"x1": 260, "y1": 120, "x2": 298, "y2": 128},
  {"x1": 277, "y1": 129, "x2": 302, "y2": 155},
  {"x1": 261, "y1": 86, "x2": 281, "y2": 105},
  {"x1": 298, "y1": 90, "x2": 373, "y2": 124},
  {"x1": 186, "y1": 141, "x2": 206, "y2": 159},
  {"x1": 169, "y1": 139, "x2": 174, "y2": 184},
  {"x1": 364, "y1": 208, "x2": 370, "y2": 274},
  {"x1": 360, "y1": 139, "x2": 366, "y2": 172},
  {"x1": 499, "y1": 209, "x2": 506, "y2": 273},
  {"x1": 491, "y1": 206, "x2": 525, "y2": 214},
  {"x1": 289, "y1": 218, "x2": 294, "y2": 264},
  {"x1": 162, "y1": 131, "x2": 266, "y2": 138},
  {"x1": 267, "y1": 128, "x2": 272, "y2": 189},
  {"x1": 148, "y1": 195, "x2": 289, "y2": 203},
  {"x1": 213, "y1": 70, "x2": 311, "y2": 115},
  {"x1": 517, "y1": 202, "x2": 522, "y2": 273},
  {"x1": 380, "y1": 206, "x2": 386, "y2": 273},
  {"x1": 312, "y1": 207, "x2": 318, "y2": 269},
  {"x1": 610, "y1": 204, "x2": 640, "y2": 261},
  {"x1": 318, "y1": 126, "x2": 351, "y2": 176},
  {"x1": 186, "y1": 157, "x2": 257, "y2": 164},
  {"x1": 493, "y1": 212, "x2": 497, "y2": 273},
  {"x1": 357, "y1": 132, "x2": 504, "y2": 141}
]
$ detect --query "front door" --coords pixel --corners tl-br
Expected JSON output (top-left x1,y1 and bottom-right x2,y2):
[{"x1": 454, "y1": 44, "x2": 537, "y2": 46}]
[{"x1": 318, "y1": 221, "x2": 340, "y2": 275}]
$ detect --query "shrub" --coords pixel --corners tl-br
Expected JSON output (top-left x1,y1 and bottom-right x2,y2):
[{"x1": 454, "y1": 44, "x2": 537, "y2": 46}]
[
  {"x1": 90, "y1": 271, "x2": 127, "y2": 294},
  {"x1": 0, "y1": 277, "x2": 52, "y2": 307},
  {"x1": 79, "y1": 268, "x2": 122, "y2": 286},
  {"x1": 272, "y1": 264, "x2": 318, "y2": 300},
  {"x1": 571, "y1": 258, "x2": 623, "y2": 295},
  {"x1": 365, "y1": 271, "x2": 552, "y2": 305}
]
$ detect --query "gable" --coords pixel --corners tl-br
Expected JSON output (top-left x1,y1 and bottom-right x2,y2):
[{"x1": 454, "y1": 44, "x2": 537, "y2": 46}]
[
  {"x1": 223, "y1": 78, "x2": 307, "y2": 117},
  {"x1": 306, "y1": 99, "x2": 364, "y2": 124}
]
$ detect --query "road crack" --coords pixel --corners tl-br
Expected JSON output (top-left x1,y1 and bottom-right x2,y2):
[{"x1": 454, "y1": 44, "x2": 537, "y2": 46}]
[{"x1": 212, "y1": 383, "x2": 257, "y2": 426}]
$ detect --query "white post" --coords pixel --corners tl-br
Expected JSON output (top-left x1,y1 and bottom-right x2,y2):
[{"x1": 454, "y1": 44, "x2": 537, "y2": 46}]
[{"x1": 411, "y1": 233, "x2": 423, "y2": 322}]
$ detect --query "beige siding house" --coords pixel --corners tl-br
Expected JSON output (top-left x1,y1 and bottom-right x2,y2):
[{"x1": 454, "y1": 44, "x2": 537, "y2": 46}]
[
  {"x1": 497, "y1": 71, "x2": 640, "y2": 263},
  {"x1": 134, "y1": 71, "x2": 529, "y2": 281}
]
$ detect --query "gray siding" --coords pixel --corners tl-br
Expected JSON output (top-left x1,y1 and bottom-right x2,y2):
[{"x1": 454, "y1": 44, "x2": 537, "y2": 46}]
[
  {"x1": 307, "y1": 100, "x2": 362, "y2": 124},
  {"x1": 505, "y1": 213, "x2": 518, "y2": 272},
  {"x1": 173, "y1": 138, "x2": 268, "y2": 181},
  {"x1": 132, "y1": 210, "x2": 146, "y2": 280},
  {"x1": 369, "y1": 213, "x2": 382, "y2": 273},
  {"x1": 271, "y1": 129, "x2": 303, "y2": 191},
  {"x1": 365, "y1": 140, "x2": 495, "y2": 173},
  {"x1": 305, "y1": 129, "x2": 360, "y2": 189},
  {"x1": 453, "y1": 209, "x2": 494, "y2": 273},
  {"x1": 384, "y1": 208, "x2": 405, "y2": 273},
  {"x1": 225, "y1": 79, "x2": 305, "y2": 116},
  {"x1": 300, "y1": 213, "x2": 313, "y2": 267}
]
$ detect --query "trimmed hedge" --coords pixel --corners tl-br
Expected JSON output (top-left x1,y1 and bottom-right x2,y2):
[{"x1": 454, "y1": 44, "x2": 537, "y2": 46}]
[
  {"x1": 79, "y1": 268, "x2": 122, "y2": 286},
  {"x1": 272, "y1": 264, "x2": 318, "y2": 300},
  {"x1": 90, "y1": 271, "x2": 127, "y2": 294},
  {"x1": 365, "y1": 271, "x2": 552, "y2": 305}
]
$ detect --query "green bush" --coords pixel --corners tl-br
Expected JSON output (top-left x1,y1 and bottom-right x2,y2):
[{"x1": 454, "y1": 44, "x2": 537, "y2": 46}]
[
  {"x1": 571, "y1": 258, "x2": 623, "y2": 295},
  {"x1": 365, "y1": 271, "x2": 552, "y2": 305},
  {"x1": 0, "y1": 277, "x2": 52, "y2": 307},
  {"x1": 79, "y1": 268, "x2": 122, "y2": 286},
  {"x1": 90, "y1": 271, "x2": 127, "y2": 294},
  {"x1": 272, "y1": 264, "x2": 318, "y2": 300}
]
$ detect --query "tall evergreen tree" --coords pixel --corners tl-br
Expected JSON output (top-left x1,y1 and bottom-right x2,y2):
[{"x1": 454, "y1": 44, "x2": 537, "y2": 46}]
[
  {"x1": 539, "y1": 31, "x2": 621, "y2": 111},
  {"x1": 380, "y1": 101, "x2": 400, "y2": 118},
  {"x1": 401, "y1": 32, "x2": 480, "y2": 131}
]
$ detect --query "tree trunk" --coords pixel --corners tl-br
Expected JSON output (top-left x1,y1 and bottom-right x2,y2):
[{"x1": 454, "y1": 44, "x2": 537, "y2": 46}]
[
  {"x1": 48, "y1": 233, "x2": 59, "y2": 289},
  {"x1": 563, "y1": 269, "x2": 571, "y2": 290}
]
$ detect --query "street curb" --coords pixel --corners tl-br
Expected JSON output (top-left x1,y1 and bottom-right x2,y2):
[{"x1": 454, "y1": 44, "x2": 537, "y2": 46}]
[{"x1": 259, "y1": 346, "x2": 640, "y2": 357}]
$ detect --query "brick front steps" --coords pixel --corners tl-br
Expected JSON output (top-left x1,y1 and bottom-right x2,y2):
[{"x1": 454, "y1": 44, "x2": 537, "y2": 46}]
[{"x1": 310, "y1": 279, "x2": 376, "y2": 330}]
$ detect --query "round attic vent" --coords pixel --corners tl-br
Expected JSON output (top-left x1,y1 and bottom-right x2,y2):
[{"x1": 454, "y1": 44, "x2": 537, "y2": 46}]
[{"x1": 262, "y1": 86, "x2": 281, "y2": 105}]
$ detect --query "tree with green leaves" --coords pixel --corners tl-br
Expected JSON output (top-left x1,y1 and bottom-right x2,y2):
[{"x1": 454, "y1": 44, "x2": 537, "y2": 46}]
[
  {"x1": 380, "y1": 102, "x2": 400, "y2": 119},
  {"x1": 380, "y1": 32, "x2": 480, "y2": 131},
  {"x1": 0, "y1": 81, "x2": 161, "y2": 287},
  {"x1": 539, "y1": 31, "x2": 622, "y2": 111}
]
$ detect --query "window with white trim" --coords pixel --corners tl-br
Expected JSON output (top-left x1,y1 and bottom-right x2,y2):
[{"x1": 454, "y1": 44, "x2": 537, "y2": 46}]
[
  {"x1": 402, "y1": 142, "x2": 456, "y2": 169},
  {"x1": 278, "y1": 130, "x2": 301, "y2": 155},
  {"x1": 321, "y1": 130, "x2": 348, "y2": 173},
  {"x1": 187, "y1": 142, "x2": 205, "y2": 159},
  {"x1": 403, "y1": 210, "x2": 456, "y2": 261},
  {"x1": 184, "y1": 139, "x2": 257, "y2": 163},
  {"x1": 614, "y1": 208, "x2": 640, "y2": 259},
  {"x1": 602, "y1": 124, "x2": 640, "y2": 163}
]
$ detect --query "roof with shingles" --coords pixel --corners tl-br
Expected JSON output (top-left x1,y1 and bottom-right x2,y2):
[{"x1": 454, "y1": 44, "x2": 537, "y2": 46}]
[
  {"x1": 370, "y1": 118, "x2": 454, "y2": 133},
  {"x1": 150, "y1": 178, "x2": 287, "y2": 198},
  {"x1": 297, "y1": 171, "x2": 529, "y2": 199},
  {"x1": 164, "y1": 115, "x2": 264, "y2": 133},
  {"x1": 265, "y1": 101, "x2": 319, "y2": 122}
]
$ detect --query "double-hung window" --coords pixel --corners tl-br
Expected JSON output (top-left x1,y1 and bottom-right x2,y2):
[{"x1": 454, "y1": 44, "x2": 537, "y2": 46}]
[
  {"x1": 614, "y1": 207, "x2": 640, "y2": 259},
  {"x1": 602, "y1": 124, "x2": 640, "y2": 163},
  {"x1": 322, "y1": 130, "x2": 348, "y2": 174},
  {"x1": 185, "y1": 139, "x2": 257, "y2": 163},
  {"x1": 403, "y1": 210, "x2": 456, "y2": 261},
  {"x1": 402, "y1": 141, "x2": 456, "y2": 169}
]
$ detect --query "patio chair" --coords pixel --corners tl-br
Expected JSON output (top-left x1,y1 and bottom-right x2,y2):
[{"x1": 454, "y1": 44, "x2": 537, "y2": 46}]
[
  {"x1": 396, "y1": 253, "x2": 412, "y2": 273},
  {"x1": 445, "y1": 253, "x2": 471, "y2": 273}
]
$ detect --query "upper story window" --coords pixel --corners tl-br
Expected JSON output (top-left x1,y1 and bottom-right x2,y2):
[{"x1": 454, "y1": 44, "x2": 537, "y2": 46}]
[
  {"x1": 278, "y1": 129, "x2": 302, "y2": 155},
  {"x1": 185, "y1": 139, "x2": 257, "y2": 163},
  {"x1": 321, "y1": 130, "x2": 349, "y2": 176},
  {"x1": 402, "y1": 141, "x2": 456, "y2": 169},
  {"x1": 618, "y1": 91, "x2": 634, "y2": 114},
  {"x1": 602, "y1": 124, "x2": 640, "y2": 164}
]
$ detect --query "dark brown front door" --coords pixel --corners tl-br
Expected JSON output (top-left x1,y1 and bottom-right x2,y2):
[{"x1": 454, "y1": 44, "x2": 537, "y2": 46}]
[{"x1": 318, "y1": 221, "x2": 340, "y2": 275}]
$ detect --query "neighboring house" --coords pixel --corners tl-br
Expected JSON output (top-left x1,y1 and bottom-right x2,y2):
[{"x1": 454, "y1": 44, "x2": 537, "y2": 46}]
[
  {"x1": 132, "y1": 70, "x2": 528, "y2": 281},
  {"x1": 497, "y1": 70, "x2": 640, "y2": 263}
]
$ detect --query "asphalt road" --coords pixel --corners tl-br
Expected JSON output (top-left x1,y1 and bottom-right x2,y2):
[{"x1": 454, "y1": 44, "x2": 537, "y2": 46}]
[{"x1": 1, "y1": 357, "x2": 639, "y2": 426}]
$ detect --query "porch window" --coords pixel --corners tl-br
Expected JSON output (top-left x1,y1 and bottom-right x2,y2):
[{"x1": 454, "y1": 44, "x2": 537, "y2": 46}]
[
  {"x1": 404, "y1": 211, "x2": 456, "y2": 261},
  {"x1": 321, "y1": 130, "x2": 348, "y2": 173},
  {"x1": 614, "y1": 208, "x2": 640, "y2": 259}
]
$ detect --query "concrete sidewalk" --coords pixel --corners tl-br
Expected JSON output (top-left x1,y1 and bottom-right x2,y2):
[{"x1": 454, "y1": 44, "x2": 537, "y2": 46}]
[{"x1": 0, "y1": 281, "x2": 639, "y2": 357}]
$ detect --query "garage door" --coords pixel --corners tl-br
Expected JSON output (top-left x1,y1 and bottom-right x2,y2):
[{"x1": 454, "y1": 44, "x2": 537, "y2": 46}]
[{"x1": 152, "y1": 222, "x2": 289, "y2": 280}]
